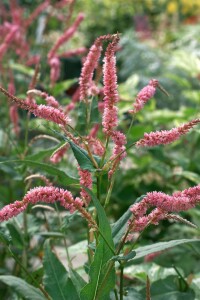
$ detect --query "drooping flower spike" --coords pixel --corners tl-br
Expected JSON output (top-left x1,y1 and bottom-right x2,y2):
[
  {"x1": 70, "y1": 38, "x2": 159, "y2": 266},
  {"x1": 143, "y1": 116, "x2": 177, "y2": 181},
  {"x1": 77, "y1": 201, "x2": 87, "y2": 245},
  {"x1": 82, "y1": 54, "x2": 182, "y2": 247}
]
[
  {"x1": 0, "y1": 186, "x2": 96, "y2": 228},
  {"x1": 136, "y1": 118, "x2": 200, "y2": 147},
  {"x1": 127, "y1": 184, "x2": 200, "y2": 235},
  {"x1": 129, "y1": 79, "x2": 159, "y2": 114},
  {"x1": 79, "y1": 34, "x2": 117, "y2": 101},
  {"x1": 0, "y1": 86, "x2": 70, "y2": 126}
]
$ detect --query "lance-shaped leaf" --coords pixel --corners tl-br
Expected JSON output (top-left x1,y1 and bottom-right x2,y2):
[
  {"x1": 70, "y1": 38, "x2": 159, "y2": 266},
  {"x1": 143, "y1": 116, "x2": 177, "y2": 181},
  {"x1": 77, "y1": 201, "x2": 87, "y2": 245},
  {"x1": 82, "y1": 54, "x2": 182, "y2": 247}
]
[
  {"x1": 0, "y1": 276, "x2": 45, "y2": 300},
  {"x1": 43, "y1": 240, "x2": 80, "y2": 300},
  {"x1": 131, "y1": 239, "x2": 200, "y2": 261},
  {"x1": 112, "y1": 195, "x2": 145, "y2": 246},
  {"x1": 80, "y1": 189, "x2": 115, "y2": 300}
]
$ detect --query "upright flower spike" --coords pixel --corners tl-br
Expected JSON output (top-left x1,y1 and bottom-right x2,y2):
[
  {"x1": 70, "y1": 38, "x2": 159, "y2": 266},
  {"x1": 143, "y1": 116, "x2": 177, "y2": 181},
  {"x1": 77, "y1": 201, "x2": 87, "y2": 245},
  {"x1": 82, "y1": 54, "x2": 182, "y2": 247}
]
[
  {"x1": 79, "y1": 34, "x2": 116, "y2": 101},
  {"x1": 136, "y1": 118, "x2": 200, "y2": 147},
  {"x1": 129, "y1": 79, "x2": 159, "y2": 114},
  {"x1": 48, "y1": 12, "x2": 85, "y2": 60},
  {"x1": 102, "y1": 36, "x2": 120, "y2": 135}
]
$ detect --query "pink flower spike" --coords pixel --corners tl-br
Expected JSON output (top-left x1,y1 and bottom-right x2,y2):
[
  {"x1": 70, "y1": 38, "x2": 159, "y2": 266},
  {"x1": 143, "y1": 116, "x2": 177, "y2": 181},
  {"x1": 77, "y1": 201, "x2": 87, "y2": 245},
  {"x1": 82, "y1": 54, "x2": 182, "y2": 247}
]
[
  {"x1": 0, "y1": 201, "x2": 27, "y2": 222},
  {"x1": 78, "y1": 167, "x2": 93, "y2": 205},
  {"x1": 136, "y1": 118, "x2": 200, "y2": 147},
  {"x1": 102, "y1": 36, "x2": 120, "y2": 135},
  {"x1": 129, "y1": 79, "x2": 159, "y2": 114},
  {"x1": 49, "y1": 57, "x2": 61, "y2": 85},
  {"x1": 48, "y1": 13, "x2": 85, "y2": 60},
  {"x1": 79, "y1": 34, "x2": 117, "y2": 101}
]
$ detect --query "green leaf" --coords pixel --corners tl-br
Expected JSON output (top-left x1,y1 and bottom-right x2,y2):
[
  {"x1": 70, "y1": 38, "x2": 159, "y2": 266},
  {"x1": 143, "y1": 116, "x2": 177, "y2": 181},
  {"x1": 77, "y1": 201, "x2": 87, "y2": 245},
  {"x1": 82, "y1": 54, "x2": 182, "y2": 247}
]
[
  {"x1": 39, "y1": 232, "x2": 65, "y2": 238},
  {"x1": 90, "y1": 96, "x2": 99, "y2": 124},
  {"x1": 69, "y1": 141, "x2": 97, "y2": 171},
  {"x1": 80, "y1": 189, "x2": 115, "y2": 300},
  {"x1": 0, "y1": 160, "x2": 78, "y2": 185},
  {"x1": 132, "y1": 239, "x2": 200, "y2": 261},
  {"x1": 0, "y1": 275, "x2": 45, "y2": 300},
  {"x1": 43, "y1": 240, "x2": 79, "y2": 300},
  {"x1": 69, "y1": 269, "x2": 86, "y2": 295},
  {"x1": 52, "y1": 79, "x2": 77, "y2": 96},
  {"x1": 141, "y1": 275, "x2": 195, "y2": 300},
  {"x1": 111, "y1": 251, "x2": 136, "y2": 262},
  {"x1": 7, "y1": 223, "x2": 24, "y2": 248},
  {"x1": 10, "y1": 62, "x2": 34, "y2": 76},
  {"x1": 112, "y1": 196, "x2": 145, "y2": 246},
  {"x1": 50, "y1": 129, "x2": 100, "y2": 171},
  {"x1": 0, "y1": 229, "x2": 12, "y2": 245}
]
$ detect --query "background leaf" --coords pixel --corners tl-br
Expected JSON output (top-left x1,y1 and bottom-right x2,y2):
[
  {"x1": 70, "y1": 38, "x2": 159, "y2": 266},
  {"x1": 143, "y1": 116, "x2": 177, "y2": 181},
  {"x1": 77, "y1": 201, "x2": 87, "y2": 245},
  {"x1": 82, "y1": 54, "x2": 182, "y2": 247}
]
[
  {"x1": 132, "y1": 239, "x2": 200, "y2": 261},
  {"x1": 80, "y1": 189, "x2": 115, "y2": 300},
  {"x1": 0, "y1": 275, "x2": 45, "y2": 300},
  {"x1": 43, "y1": 240, "x2": 79, "y2": 300}
]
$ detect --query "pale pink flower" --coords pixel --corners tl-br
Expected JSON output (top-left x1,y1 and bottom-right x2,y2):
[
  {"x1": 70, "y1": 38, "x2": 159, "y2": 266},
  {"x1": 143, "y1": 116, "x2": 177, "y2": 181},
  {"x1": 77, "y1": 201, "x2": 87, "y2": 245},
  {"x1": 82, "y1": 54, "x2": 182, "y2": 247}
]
[
  {"x1": 79, "y1": 34, "x2": 115, "y2": 101},
  {"x1": 144, "y1": 251, "x2": 164, "y2": 262},
  {"x1": 128, "y1": 184, "x2": 200, "y2": 235},
  {"x1": 111, "y1": 131, "x2": 127, "y2": 160},
  {"x1": 0, "y1": 201, "x2": 27, "y2": 222},
  {"x1": 0, "y1": 186, "x2": 84, "y2": 222},
  {"x1": 102, "y1": 36, "x2": 120, "y2": 135},
  {"x1": 102, "y1": 106, "x2": 118, "y2": 134},
  {"x1": 78, "y1": 167, "x2": 93, "y2": 205},
  {"x1": 129, "y1": 79, "x2": 158, "y2": 114},
  {"x1": 58, "y1": 47, "x2": 87, "y2": 58},
  {"x1": 87, "y1": 137, "x2": 105, "y2": 156},
  {"x1": 136, "y1": 119, "x2": 200, "y2": 147},
  {"x1": 25, "y1": 1, "x2": 50, "y2": 27},
  {"x1": 0, "y1": 86, "x2": 70, "y2": 126},
  {"x1": 48, "y1": 13, "x2": 85, "y2": 60},
  {"x1": 89, "y1": 124, "x2": 100, "y2": 138},
  {"x1": 65, "y1": 103, "x2": 75, "y2": 113},
  {"x1": 9, "y1": 105, "x2": 20, "y2": 136},
  {"x1": 50, "y1": 144, "x2": 69, "y2": 164},
  {"x1": 49, "y1": 57, "x2": 61, "y2": 85},
  {"x1": 27, "y1": 89, "x2": 60, "y2": 109},
  {"x1": 26, "y1": 55, "x2": 40, "y2": 66}
]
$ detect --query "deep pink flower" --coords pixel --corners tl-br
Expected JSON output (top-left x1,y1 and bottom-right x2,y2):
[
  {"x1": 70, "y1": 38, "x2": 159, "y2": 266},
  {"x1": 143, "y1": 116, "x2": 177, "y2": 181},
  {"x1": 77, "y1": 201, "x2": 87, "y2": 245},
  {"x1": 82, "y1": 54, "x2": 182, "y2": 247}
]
[{"x1": 136, "y1": 119, "x2": 200, "y2": 147}]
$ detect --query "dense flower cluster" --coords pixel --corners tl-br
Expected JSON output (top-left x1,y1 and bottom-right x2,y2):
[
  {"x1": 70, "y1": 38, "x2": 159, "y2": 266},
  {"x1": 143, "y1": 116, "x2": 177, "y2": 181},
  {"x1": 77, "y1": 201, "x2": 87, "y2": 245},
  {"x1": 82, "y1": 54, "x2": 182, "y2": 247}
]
[
  {"x1": 136, "y1": 118, "x2": 200, "y2": 147},
  {"x1": 128, "y1": 184, "x2": 200, "y2": 235},
  {"x1": 129, "y1": 79, "x2": 158, "y2": 114},
  {"x1": 78, "y1": 167, "x2": 93, "y2": 205},
  {"x1": 79, "y1": 34, "x2": 116, "y2": 101},
  {"x1": 0, "y1": 186, "x2": 96, "y2": 228},
  {"x1": 102, "y1": 36, "x2": 119, "y2": 135}
]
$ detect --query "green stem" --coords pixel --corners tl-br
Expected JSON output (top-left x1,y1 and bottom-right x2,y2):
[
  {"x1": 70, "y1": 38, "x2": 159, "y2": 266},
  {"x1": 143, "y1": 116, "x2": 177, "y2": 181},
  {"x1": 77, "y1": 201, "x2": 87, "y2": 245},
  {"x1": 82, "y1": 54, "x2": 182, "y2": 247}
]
[
  {"x1": 114, "y1": 288, "x2": 119, "y2": 300},
  {"x1": 119, "y1": 263, "x2": 124, "y2": 300},
  {"x1": 127, "y1": 116, "x2": 134, "y2": 136},
  {"x1": 100, "y1": 136, "x2": 110, "y2": 168},
  {"x1": 54, "y1": 203, "x2": 72, "y2": 269},
  {"x1": 104, "y1": 171, "x2": 117, "y2": 208},
  {"x1": 8, "y1": 247, "x2": 51, "y2": 300},
  {"x1": 96, "y1": 174, "x2": 101, "y2": 201},
  {"x1": 98, "y1": 229, "x2": 115, "y2": 255}
]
